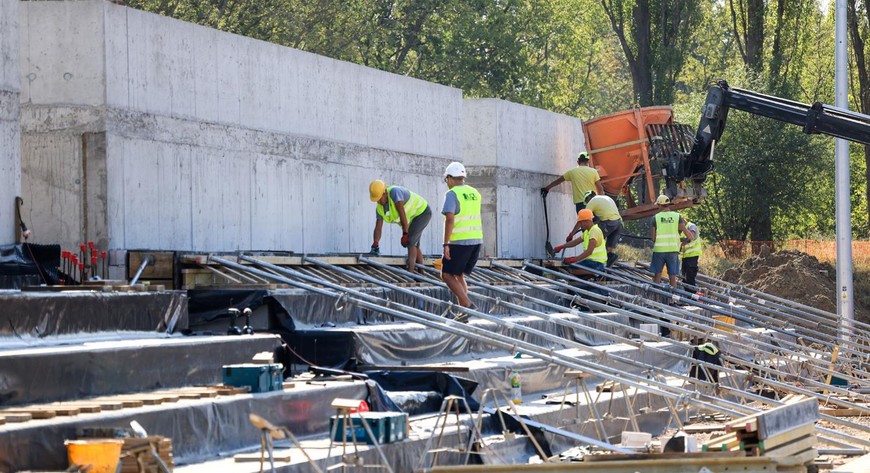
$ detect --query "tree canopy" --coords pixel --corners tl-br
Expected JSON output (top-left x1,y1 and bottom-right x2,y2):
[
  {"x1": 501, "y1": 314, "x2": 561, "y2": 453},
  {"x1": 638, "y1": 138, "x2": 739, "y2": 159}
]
[{"x1": 125, "y1": 0, "x2": 868, "y2": 241}]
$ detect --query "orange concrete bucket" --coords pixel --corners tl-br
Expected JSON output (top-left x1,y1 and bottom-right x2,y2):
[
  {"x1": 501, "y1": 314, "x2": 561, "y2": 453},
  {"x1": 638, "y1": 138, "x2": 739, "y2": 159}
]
[
  {"x1": 66, "y1": 439, "x2": 124, "y2": 473},
  {"x1": 583, "y1": 106, "x2": 674, "y2": 196}
]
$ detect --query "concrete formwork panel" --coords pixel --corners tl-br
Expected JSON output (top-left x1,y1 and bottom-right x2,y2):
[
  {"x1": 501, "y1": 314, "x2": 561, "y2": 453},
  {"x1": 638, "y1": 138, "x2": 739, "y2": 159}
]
[
  {"x1": 463, "y1": 99, "x2": 584, "y2": 258},
  {"x1": 0, "y1": 0, "x2": 20, "y2": 245}
]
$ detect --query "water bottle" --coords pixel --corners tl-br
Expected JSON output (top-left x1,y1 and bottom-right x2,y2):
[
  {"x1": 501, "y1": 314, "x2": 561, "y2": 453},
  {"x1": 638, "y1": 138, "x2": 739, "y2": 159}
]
[{"x1": 509, "y1": 369, "x2": 522, "y2": 404}]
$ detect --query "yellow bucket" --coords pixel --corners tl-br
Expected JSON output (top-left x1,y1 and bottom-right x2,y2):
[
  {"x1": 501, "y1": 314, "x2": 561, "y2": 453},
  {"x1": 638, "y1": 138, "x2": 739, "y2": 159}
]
[
  {"x1": 713, "y1": 315, "x2": 735, "y2": 333},
  {"x1": 433, "y1": 258, "x2": 443, "y2": 271},
  {"x1": 66, "y1": 439, "x2": 124, "y2": 473}
]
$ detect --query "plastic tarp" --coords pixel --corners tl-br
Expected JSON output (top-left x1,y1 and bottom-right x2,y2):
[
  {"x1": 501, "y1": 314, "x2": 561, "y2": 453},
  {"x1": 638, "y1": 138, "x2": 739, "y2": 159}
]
[
  {"x1": 0, "y1": 243, "x2": 61, "y2": 289},
  {"x1": 0, "y1": 382, "x2": 368, "y2": 471},
  {"x1": 364, "y1": 370, "x2": 480, "y2": 414},
  {"x1": 0, "y1": 333, "x2": 283, "y2": 405},
  {"x1": 186, "y1": 289, "x2": 268, "y2": 328},
  {"x1": 0, "y1": 291, "x2": 188, "y2": 336}
]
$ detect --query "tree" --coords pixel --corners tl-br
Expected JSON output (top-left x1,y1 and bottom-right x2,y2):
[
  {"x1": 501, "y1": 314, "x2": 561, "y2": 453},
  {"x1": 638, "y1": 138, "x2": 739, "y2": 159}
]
[
  {"x1": 599, "y1": 0, "x2": 702, "y2": 106},
  {"x1": 848, "y1": 0, "x2": 870, "y2": 237}
]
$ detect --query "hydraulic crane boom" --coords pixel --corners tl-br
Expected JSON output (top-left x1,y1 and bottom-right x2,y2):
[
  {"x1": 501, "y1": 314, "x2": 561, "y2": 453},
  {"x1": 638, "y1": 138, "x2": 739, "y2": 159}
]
[{"x1": 687, "y1": 79, "x2": 870, "y2": 182}]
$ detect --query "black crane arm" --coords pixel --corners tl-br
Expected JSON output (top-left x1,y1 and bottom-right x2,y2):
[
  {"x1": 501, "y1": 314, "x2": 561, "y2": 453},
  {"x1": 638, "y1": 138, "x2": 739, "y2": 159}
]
[{"x1": 688, "y1": 80, "x2": 870, "y2": 178}]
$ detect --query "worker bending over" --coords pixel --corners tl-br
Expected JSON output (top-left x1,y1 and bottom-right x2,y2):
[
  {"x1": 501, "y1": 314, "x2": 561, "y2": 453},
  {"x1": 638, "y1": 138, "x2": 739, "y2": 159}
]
[
  {"x1": 650, "y1": 195, "x2": 693, "y2": 289},
  {"x1": 369, "y1": 180, "x2": 432, "y2": 272},
  {"x1": 564, "y1": 191, "x2": 623, "y2": 267},
  {"x1": 441, "y1": 162, "x2": 483, "y2": 313},
  {"x1": 541, "y1": 152, "x2": 604, "y2": 212},
  {"x1": 680, "y1": 217, "x2": 702, "y2": 287},
  {"x1": 553, "y1": 209, "x2": 607, "y2": 276}
]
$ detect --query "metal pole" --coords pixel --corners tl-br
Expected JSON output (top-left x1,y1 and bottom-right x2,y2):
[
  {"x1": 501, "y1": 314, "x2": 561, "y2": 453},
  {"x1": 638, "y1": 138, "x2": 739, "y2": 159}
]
[
  {"x1": 130, "y1": 254, "x2": 155, "y2": 286},
  {"x1": 836, "y1": 0, "x2": 855, "y2": 340}
]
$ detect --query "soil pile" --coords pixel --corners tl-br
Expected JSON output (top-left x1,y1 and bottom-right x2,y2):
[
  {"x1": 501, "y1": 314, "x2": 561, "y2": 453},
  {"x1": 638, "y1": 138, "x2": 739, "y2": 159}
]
[{"x1": 720, "y1": 248, "x2": 839, "y2": 314}]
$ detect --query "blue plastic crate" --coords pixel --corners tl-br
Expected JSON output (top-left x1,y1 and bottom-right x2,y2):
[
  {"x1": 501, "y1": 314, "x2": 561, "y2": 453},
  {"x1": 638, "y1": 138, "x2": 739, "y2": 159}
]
[{"x1": 221, "y1": 363, "x2": 283, "y2": 393}]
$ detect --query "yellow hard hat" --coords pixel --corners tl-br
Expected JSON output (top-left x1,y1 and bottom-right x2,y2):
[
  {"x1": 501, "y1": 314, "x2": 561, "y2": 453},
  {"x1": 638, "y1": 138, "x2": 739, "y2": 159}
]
[
  {"x1": 369, "y1": 180, "x2": 386, "y2": 202},
  {"x1": 656, "y1": 194, "x2": 671, "y2": 205}
]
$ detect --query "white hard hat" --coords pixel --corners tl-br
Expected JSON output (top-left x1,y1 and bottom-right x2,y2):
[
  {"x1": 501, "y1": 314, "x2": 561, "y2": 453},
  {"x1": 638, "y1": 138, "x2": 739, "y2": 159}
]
[
  {"x1": 656, "y1": 194, "x2": 671, "y2": 205},
  {"x1": 444, "y1": 162, "x2": 467, "y2": 178}
]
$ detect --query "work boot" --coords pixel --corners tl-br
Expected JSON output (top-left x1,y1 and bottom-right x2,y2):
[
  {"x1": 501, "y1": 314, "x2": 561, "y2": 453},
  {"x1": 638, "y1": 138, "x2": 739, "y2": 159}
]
[{"x1": 606, "y1": 252, "x2": 619, "y2": 267}]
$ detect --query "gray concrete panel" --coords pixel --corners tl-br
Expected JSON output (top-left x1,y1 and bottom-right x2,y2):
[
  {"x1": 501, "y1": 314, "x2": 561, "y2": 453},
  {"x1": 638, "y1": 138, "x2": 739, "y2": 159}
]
[
  {"x1": 0, "y1": 0, "x2": 20, "y2": 245},
  {"x1": 19, "y1": 1, "x2": 106, "y2": 106}
]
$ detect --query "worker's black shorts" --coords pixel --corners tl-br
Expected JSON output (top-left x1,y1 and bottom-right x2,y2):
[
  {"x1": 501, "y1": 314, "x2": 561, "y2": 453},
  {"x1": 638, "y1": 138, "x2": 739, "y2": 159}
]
[
  {"x1": 407, "y1": 206, "x2": 432, "y2": 247},
  {"x1": 600, "y1": 219, "x2": 623, "y2": 249},
  {"x1": 442, "y1": 244, "x2": 481, "y2": 276}
]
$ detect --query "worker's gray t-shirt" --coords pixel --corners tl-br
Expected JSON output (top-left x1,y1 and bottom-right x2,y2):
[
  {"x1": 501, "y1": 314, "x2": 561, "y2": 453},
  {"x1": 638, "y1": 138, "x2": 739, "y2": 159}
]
[
  {"x1": 441, "y1": 191, "x2": 482, "y2": 246},
  {"x1": 375, "y1": 186, "x2": 412, "y2": 220}
]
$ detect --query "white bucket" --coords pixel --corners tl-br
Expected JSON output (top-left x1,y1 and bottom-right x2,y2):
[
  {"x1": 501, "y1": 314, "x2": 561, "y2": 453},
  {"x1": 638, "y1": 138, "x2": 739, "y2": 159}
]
[{"x1": 639, "y1": 323, "x2": 659, "y2": 340}]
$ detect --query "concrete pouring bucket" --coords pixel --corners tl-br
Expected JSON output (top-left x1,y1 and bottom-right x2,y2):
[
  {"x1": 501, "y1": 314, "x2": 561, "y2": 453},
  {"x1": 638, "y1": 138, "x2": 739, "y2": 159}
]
[
  {"x1": 582, "y1": 106, "x2": 674, "y2": 196},
  {"x1": 66, "y1": 439, "x2": 124, "y2": 473}
]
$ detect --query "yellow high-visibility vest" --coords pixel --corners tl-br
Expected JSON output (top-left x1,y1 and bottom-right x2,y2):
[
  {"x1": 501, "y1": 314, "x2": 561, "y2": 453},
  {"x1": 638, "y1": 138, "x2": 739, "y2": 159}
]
[
  {"x1": 376, "y1": 186, "x2": 428, "y2": 225},
  {"x1": 681, "y1": 222, "x2": 702, "y2": 258},
  {"x1": 447, "y1": 185, "x2": 483, "y2": 241},
  {"x1": 653, "y1": 211, "x2": 681, "y2": 253},
  {"x1": 583, "y1": 224, "x2": 608, "y2": 263}
]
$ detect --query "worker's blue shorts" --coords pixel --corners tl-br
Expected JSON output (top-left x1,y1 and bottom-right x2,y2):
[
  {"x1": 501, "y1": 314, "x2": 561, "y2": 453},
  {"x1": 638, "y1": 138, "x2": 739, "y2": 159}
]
[
  {"x1": 577, "y1": 260, "x2": 604, "y2": 271},
  {"x1": 650, "y1": 252, "x2": 679, "y2": 275},
  {"x1": 442, "y1": 244, "x2": 481, "y2": 276}
]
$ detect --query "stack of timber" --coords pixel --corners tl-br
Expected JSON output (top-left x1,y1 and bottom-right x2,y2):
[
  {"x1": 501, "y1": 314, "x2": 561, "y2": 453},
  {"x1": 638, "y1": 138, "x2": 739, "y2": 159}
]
[
  {"x1": 119, "y1": 436, "x2": 174, "y2": 473},
  {"x1": 21, "y1": 280, "x2": 166, "y2": 292},
  {"x1": 703, "y1": 397, "x2": 820, "y2": 472}
]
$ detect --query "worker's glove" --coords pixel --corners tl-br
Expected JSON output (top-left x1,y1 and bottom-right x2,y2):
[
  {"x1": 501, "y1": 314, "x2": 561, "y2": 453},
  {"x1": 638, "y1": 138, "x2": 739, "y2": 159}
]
[
  {"x1": 564, "y1": 256, "x2": 580, "y2": 265},
  {"x1": 370, "y1": 243, "x2": 380, "y2": 255},
  {"x1": 680, "y1": 237, "x2": 691, "y2": 244},
  {"x1": 540, "y1": 188, "x2": 549, "y2": 198},
  {"x1": 565, "y1": 232, "x2": 574, "y2": 242},
  {"x1": 553, "y1": 244, "x2": 565, "y2": 253},
  {"x1": 400, "y1": 232, "x2": 410, "y2": 248}
]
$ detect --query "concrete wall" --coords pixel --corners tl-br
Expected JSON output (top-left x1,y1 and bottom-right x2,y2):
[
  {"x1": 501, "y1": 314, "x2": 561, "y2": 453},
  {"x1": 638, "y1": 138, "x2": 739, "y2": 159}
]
[
  {"x1": 20, "y1": 1, "x2": 461, "y2": 254},
  {"x1": 463, "y1": 99, "x2": 586, "y2": 258},
  {"x1": 0, "y1": 0, "x2": 20, "y2": 245}
]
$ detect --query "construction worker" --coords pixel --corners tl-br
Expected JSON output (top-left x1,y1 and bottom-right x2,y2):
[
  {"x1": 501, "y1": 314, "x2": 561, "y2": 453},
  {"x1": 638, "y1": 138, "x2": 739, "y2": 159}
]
[
  {"x1": 369, "y1": 180, "x2": 432, "y2": 272},
  {"x1": 441, "y1": 162, "x2": 482, "y2": 312},
  {"x1": 553, "y1": 209, "x2": 607, "y2": 276},
  {"x1": 680, "y1": 217, "x2": 702, "y2": 287},
  {"x1": 541, "y1": 152, "x2": 605, "y2": 212},
  {"x1": 650, "y1": 195, "x2": 694, "y2": 289},
  {"x1": 564, "y1": 190, "x2": 623, "y2": 267}
]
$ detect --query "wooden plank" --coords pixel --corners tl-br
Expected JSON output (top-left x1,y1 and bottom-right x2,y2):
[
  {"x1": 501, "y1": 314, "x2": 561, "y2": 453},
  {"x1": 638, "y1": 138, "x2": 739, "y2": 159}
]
[
  {"x1": 128, "y1": 251, "x2": 175, "y2": 280},
  {"x1": 234, "y1": 450, "x2": 293, "y2": 463},
  {"x1": 702, "y1": 432, "x2": 739, "y2": 452},
  {"x1": 758, "y1": 423, "x2": 816, "y2": 452},
  {"x1": 683, "y1": 424, "x2": 726, "y2": 434},
  {"x1": 763, "y1": 435, "x2": 817, "y2": 458},
  {"x1": 820, "y1": 407, "x2": 867, "y2": 416},
  {"x1": 3, "y1": 409, "x2": 56, "y2": 419},
  {"x1": 773, "y1": 448, "x2": 818, "y2": 467},
  {"x1": 1, "y1": 412, "x2": 32, "y2": 422},
  {"x1": 757, "y1": 398, "x2": 819, "y2": 440},
  {"x1": 55, "y1": 403, "x2": 101, "y2": 413},
  {"x1": 725, "y1": 415, "x2": 758, "y2": 433}
]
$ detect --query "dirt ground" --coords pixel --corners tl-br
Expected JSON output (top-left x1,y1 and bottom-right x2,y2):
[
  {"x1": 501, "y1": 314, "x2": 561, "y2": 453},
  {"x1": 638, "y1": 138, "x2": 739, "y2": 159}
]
[{"x1": 719, "y1": 247, "x2": 870, "y2": 325}]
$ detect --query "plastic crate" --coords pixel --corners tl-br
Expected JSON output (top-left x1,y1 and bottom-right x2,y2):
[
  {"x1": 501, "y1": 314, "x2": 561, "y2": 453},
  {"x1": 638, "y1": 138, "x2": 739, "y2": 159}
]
[
  {"x1": 221, "y1": 363, "x2": 283, "y2": 393},
  {"x1": 329, "y1": 412, "x2": 408, "y2": 445}
]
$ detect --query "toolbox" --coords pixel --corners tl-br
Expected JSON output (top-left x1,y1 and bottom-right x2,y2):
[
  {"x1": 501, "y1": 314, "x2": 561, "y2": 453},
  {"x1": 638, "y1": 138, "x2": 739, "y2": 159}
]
[
  {"x1": 329, "y1": 412, "x2": 408, "y2": 445},
  {"x1": 221, "y1": 363, "x2": 283, "y2": 393}
]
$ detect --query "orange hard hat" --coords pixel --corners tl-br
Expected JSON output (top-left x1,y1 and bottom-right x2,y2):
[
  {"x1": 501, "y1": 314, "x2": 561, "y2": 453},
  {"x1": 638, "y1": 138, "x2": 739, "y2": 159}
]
[{"x1": 577, "y1": 209, "x2": 594, "y2": 221}]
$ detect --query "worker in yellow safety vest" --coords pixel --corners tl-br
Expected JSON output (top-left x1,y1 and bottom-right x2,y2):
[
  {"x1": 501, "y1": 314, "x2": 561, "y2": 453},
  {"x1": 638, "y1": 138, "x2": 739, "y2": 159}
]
[
  {"x1": 553, "y1": 208, "x2": 607, "y2": 277},
  {"x1": 680, "y1": 217, "x2": 702, "y2": 287},
  {"x1": 541, "y1": 152, "x2": 605, "y2": 212},
  {"x1": 440, "y1": 162, "x2": 483, "y2": 318},
  {"x1": 369, "y1": 180, "x2": 432, "y2": 272},
  {"x1": 650, "y1": 195, "x2": 693, "y2": 289}
]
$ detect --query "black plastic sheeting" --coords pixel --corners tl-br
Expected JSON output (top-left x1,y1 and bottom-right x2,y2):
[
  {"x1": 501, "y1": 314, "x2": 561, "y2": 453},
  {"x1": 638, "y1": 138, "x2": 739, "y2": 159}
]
[
  {"x1": 365, "y1": 371, "x2": 480, "y2": 413},
  {"x1": 0, "y1": 291, "x2": 188, "y2": 336},
  {"x1": 186, "y1": 289, "x2": 269, "y2": 327},
  {"x1": 0, "y1": 242, "x2": 61, "y2": 288},
  {"x1": 0, "y1": 382, "x2": 368, "y2": 472},
  {"x1": 0, "y1": 334, "x2": 283, "y2": 406}
]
